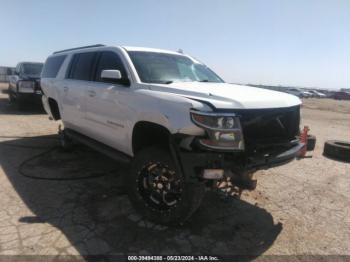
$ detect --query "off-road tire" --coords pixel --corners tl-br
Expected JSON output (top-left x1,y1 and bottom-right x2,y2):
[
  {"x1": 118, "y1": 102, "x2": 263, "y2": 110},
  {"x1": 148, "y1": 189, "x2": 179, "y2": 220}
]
[
  {"x1": 125, "y1": 146, "x2": 205, "y2": 225},
  {"x1": 323, "y1": 140, "x2": 350, "y2": 162},
  {"x1": 8, "y1": 86, "x2": 15, "y2": 104},
  {"x1": 307, "y1": 135, "x2": 316, "y2": 151}
]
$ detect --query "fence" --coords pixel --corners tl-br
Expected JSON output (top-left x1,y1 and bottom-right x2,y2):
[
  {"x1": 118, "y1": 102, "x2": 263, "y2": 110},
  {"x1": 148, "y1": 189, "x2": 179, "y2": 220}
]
[{"x1": 0, "y1": 66, "x2": 15, "y2": 82}]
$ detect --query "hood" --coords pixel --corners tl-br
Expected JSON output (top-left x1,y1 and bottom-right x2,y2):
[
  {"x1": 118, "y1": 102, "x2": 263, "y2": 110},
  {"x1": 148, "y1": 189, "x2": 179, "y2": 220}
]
[{"x1": 148, "y1": 82, "x2": 301, "y2": 109}]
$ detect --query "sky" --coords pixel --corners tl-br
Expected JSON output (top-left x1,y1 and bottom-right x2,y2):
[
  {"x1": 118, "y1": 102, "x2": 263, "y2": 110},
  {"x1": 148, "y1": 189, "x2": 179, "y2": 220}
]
[{"x1": 1, "y1": 0, "x2": 349, "y2": 90}]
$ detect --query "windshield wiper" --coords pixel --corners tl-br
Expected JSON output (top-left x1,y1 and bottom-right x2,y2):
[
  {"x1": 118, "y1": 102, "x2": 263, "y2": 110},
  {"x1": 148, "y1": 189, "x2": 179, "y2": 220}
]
[
  {"x1": 150, "y1": 80, "x2": 173, "y2": 84},
  {"x1": 199, "y1": 79, "x2": 209, "y2": 82}
]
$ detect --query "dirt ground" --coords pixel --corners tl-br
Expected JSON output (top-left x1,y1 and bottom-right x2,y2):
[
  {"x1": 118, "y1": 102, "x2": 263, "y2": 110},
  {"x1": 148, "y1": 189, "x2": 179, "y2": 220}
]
[{"x1": 0, "y1": 82, "x2": 349, "y2": 260}]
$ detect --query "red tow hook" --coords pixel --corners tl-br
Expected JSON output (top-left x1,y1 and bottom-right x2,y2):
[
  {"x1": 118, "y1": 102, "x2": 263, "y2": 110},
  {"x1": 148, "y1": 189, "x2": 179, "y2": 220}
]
[{"x1": 298, "y1": 125, "x2": 310, "y2": 158}]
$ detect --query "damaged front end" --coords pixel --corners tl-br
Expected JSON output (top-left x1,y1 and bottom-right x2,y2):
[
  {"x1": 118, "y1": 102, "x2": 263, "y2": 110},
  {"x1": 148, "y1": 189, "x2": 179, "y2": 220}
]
[{"x1": 171, "y1": 105, "x2": 303, "y2": 197}]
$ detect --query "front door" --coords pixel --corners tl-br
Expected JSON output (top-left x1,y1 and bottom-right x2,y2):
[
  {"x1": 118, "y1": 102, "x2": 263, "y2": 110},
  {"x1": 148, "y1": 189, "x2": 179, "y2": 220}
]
[{"x1": 84, "y1": 51, "x2": 132, "y2": 155}]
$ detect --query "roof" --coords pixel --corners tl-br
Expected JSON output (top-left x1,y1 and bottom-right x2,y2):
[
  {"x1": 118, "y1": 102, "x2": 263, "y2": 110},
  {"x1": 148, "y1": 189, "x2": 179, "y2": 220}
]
[
  {"x1": 52, "y1": 44, "x2": 185, "y2": 57},
  {"x1": 122, "y1": 46, "x2": 183, "y2": 55},
  {"x1": 53, "y1": 44, "x2": 105, "y2": 54},
  {"x1": 19, "y1": 62, "x2": 43, "y2": 65}
]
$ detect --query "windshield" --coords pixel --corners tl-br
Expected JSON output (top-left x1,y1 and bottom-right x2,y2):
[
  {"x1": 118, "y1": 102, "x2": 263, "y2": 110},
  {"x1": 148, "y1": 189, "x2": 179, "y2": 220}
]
[
  {"x1": 21, "y1": 63, "x2": 43, "y2": 76},
  {"x1": 128, "y1": 51, "x2": 224, "y2": 84}
]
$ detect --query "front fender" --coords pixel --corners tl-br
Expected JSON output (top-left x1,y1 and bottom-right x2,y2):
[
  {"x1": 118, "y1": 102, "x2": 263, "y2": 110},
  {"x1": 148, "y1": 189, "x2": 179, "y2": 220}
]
[{"x1": 132, "y1": 89, "x2": 210, "y2": 136}]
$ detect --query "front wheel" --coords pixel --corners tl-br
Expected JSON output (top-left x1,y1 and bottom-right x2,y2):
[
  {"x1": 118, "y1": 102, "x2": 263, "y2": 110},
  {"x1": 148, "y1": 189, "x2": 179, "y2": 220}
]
[
  {"x1": 125, "y1": 146, "x2": 205, "y2": 225},
  {"x1": 8, "y1": 85, "x2": 15, "y2": 103}
]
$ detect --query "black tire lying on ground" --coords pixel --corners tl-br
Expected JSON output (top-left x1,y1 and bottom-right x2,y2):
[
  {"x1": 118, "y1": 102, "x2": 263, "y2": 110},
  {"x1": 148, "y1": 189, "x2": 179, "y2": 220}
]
[
  {"x1": 323, "y1": 140, "x2": 350, "y2": 162},
  {"x1": 307, "y1": 134, "x2": 316, "y2": 151}
]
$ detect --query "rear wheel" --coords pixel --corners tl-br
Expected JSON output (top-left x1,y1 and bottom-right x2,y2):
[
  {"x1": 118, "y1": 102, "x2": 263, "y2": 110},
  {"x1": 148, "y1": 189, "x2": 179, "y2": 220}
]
[{"x1": 126, "y1": 146, "x2": 205, "y2": 225}]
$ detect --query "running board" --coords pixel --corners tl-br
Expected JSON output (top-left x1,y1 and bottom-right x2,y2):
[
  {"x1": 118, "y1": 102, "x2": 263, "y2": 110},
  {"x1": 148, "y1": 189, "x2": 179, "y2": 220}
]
[{"x1": 65, "y1": 129, "x2": 131, "y2": 164}]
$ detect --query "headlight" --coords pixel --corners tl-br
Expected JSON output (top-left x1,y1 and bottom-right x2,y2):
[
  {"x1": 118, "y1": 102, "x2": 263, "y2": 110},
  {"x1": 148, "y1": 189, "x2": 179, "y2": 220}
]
[
  {"x1": 190, "y1": 110, "x2": 245, "y2": 151},
  {"x1": 18, "y1": 81, "x2": 35, "y2": 93}
]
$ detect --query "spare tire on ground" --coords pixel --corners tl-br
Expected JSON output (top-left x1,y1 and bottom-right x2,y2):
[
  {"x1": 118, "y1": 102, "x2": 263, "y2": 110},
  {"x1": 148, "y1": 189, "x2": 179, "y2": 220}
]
[
  {"x1": 307, "y1": 135, "x2": 316, "y2": 151},
  {"x1": 323, "y1": 140, "x2": 350, "y2": 162}
]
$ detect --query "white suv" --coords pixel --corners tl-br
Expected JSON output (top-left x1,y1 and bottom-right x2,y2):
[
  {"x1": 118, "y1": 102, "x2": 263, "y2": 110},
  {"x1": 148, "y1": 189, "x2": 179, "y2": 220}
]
[{"x1": 41, "y1": 44, "x2": 306, "y2": 225}]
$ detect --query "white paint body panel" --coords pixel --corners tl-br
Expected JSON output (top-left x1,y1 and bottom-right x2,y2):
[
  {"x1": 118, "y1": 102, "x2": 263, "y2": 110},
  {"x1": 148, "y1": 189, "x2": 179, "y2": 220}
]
[
  {"x1": 41, "y1": 45, "x2": 301, "y2": 157},
  {"x1": 147, "y1": 82, "x2": 301, "y2": 109}
]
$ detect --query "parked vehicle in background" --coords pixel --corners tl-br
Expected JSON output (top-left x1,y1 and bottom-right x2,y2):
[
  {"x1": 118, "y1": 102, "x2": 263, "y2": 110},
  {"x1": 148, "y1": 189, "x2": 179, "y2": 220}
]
[
  {"x1": 301, "y1": 91, "x2": 313, "y2": 98},
  {"x1": 284, "y1": 88, "x2": 304, "y2": 98},
  {"x1": 41, "y1": 44, "x2": 311, "y2": 225},
  {"x1": 308, "y1": 90, "x2": 326, "y2": 98},
  {"x1": 333, "y1": 91, "x2": 350, "y2": 100},
  {"x1": 8, "y1": 62, "x2": 44, "y2": 108}
]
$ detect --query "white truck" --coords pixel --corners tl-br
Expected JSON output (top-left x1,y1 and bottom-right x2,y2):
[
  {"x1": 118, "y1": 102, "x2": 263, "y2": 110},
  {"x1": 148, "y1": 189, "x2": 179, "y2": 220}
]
[{"x1": 41, "y1": 44, "x2": 308, "y2": 225}]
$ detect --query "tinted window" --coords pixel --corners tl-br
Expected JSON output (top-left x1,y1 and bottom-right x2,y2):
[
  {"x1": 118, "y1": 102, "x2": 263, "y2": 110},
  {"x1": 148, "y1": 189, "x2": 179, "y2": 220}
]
[
  {"x1": 42, "y1": 56, "x2": 66, "y2": 78},
  {"x1": 69, "y1": 52, "x2": 96, "y2": 81},
  {"x1": 95, "y1": 52, "x2": 126, "y2": 82}
]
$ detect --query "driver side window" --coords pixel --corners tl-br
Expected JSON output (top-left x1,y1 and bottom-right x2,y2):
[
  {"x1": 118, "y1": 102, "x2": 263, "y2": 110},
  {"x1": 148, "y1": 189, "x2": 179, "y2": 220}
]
[{"x1": 95, "y1": 51, "x2": 127, "y2": 83}]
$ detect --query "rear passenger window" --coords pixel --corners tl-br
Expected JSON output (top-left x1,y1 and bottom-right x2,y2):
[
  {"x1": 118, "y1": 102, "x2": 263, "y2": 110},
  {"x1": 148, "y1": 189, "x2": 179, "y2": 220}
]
[
  {"x1": 42, "y1": 55, "x2": 66, "y2": 78},
  {"x1": 69, "y1": 52, "x2": 96, "y2": 81},
  {"x1": 95, "y1": 52, "x2": 126, "y2": 82}
]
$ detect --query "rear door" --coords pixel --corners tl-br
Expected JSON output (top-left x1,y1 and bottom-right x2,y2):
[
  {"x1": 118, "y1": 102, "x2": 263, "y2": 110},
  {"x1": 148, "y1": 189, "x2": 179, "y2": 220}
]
[
  {"x1": 60, "y1": 52, "x2": 97, "y2": 134},
  {"x1": 84, "y1": 50, "x2": 132, "y2": 154}
]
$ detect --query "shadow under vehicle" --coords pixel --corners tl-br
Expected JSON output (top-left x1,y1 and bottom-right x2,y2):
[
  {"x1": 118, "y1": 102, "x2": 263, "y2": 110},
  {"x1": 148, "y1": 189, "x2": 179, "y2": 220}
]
[{"x1": 0, "y1": 135, "x2": 282, "y2": 259}]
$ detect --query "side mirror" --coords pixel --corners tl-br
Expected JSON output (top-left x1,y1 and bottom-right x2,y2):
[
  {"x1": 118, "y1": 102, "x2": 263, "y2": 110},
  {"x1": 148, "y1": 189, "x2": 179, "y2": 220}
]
[
  {"x1": 101, "y1": 69, "x2": 122, "y2": 80},
  {"x1": 100, "y1": 69, "x2": 130, "y2": 86}
]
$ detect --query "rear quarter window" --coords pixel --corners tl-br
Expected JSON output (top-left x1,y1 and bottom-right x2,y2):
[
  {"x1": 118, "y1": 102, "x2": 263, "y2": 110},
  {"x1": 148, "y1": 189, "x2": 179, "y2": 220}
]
[{"x1": 42, "y1": 55, "x2": 67, "y2": 78}]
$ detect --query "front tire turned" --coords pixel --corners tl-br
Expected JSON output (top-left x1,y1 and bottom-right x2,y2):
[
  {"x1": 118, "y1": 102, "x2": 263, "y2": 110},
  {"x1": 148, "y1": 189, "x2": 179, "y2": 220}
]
[{"x1": 125, "y1": 146, "x2": 205, "y2": 226}]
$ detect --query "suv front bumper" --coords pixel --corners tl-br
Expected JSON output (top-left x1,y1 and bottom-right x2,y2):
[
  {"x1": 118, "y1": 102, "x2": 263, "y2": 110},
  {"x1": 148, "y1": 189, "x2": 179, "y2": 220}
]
[
  {"x1": 175, "y1": 138, "x2": 305, "y2": 181},
  {"x1": 246, "y1": 142, "x2": 304, "y2": 169}
]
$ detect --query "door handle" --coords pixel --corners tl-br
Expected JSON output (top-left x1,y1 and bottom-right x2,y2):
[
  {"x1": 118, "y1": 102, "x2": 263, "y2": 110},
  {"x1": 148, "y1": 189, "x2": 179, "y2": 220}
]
[
  {"x1": 88, "y1": 90, "x2": 96, "y2": 97},
  {"x1": 63, "y1": 86, "x2": 69, "y2": 92}
]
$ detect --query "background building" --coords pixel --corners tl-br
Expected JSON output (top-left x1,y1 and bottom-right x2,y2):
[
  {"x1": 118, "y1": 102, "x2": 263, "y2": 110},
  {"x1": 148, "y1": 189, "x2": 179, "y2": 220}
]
[{"x1": 0, "y1": 66, "x2": 15, "y2": 82}]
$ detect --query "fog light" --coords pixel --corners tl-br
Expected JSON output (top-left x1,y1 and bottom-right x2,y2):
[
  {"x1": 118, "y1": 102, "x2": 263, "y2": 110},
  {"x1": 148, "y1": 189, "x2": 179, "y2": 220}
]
[
  {"x1": 215, "y1": 132, "x2": 235, "y2": 142},
  {"x1": 202, "y1": 169, "x2": 224, "y2": 179}
]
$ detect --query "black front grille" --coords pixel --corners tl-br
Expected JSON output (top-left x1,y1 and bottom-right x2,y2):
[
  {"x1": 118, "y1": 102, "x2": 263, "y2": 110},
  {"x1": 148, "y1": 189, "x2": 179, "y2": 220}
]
[
  {"x1": 218, "y1": 105, "x2": 300, "y2": 146},
  {"x1": 240, "y1": 106, "x2": 300, "y2": 145}
]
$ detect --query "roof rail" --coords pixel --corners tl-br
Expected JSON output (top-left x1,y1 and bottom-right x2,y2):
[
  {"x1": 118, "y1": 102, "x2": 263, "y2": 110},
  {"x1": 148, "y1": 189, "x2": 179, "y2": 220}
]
[{"x1": 53, "y1": 44, "x2": 105, "y2": 54}]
